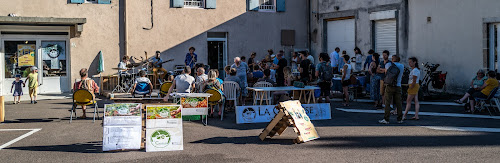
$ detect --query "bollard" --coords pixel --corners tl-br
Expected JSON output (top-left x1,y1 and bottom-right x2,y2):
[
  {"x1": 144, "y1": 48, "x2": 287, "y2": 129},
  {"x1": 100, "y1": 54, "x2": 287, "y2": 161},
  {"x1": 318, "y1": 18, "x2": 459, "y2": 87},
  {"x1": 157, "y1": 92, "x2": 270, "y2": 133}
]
[{"x1": 0, "y1": 96, "x2": 4, "y2": 122}]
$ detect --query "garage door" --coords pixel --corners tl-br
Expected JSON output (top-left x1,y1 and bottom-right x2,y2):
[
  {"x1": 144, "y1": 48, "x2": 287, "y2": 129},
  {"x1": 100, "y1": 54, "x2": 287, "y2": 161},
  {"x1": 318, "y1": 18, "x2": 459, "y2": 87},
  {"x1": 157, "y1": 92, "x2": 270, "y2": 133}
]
[
  {"x1": 374, "y1": 19, "x2": 397, "y2": 56},
  {"x1": 327, "y1": 19, "x2": 355, "y2": 55}
]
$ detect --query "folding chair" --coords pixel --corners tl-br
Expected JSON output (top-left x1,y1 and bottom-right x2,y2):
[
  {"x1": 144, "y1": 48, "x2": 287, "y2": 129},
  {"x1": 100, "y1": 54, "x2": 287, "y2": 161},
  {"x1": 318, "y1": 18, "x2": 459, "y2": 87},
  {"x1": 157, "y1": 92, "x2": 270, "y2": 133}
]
[
  {"x1": 133, "y1": 82, "x2": 152, "y2": 98},
  {"x1": 253, "y1": 81, "x2": 273, "y2": 105},
  {"x1": 70, "y1": 89, "x2": 99, "y2": 123},
  {"x1": 475, "y1": 87, "x2": 499, "y2": 116},
  {"x1": 205, "y1": 89, "x2": 225, "y2": 120},
  {"x1": 158, "y1": 82, "x2": 172, "y2": 98},
  {"x1": 223, "y1": 81, "x2": 240, "y2": 109}
]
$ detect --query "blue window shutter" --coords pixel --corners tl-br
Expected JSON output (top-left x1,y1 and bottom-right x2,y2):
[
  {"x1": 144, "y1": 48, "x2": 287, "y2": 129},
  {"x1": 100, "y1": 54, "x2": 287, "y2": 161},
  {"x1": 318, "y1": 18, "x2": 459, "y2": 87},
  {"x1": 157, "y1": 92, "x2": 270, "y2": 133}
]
[
  {"x1": 172, "y1": 0, "x2": 184, "y2": 8},
  {"x1": 276, "y1": 0, "x2": 285, "y2": 12},
  {"x1": 205, "y1": 0, "x2": 216, "y2": 9},
  {"x1": 98, "y1": 0, "x2": 111, "y2": 4},
  {"x1": 248, "y1": 0, "x2": 259, "y2": 11},
  {"x1": 70, "y1": 0, "x2": 85, "y2": 3}
]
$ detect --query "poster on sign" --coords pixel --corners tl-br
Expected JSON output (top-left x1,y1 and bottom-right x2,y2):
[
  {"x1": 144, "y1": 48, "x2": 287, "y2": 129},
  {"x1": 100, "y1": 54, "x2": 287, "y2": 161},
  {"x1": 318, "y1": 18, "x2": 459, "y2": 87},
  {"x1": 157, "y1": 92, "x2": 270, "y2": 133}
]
[
  {"x1": 103, "y1": 126, "x2": 142, "y2": 151},
  {"x1": 102, "y1": 103, "x2": 142, "y2": 151},
  {"x1": 236, "y1": 103, "x2": 331, "y2": 124},
  {"x1": 146, "y1": 127, "x2": 183, "y2": 152},
  {"x1": 17, "y1": 44, "x2": 36, "y2": 67},
  {"x1": 145, "y1": 105, "x2": 183, "y2": 152},
  {"x1": 280, "y1": 101, "x2": 320, "y2": 142}
]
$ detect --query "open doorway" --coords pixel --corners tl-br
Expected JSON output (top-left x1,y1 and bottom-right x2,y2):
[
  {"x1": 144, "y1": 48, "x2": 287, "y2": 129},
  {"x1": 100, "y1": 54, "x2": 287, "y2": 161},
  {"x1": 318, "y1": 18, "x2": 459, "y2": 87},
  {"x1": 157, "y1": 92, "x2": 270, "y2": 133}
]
[{"x1": 207, "y1": 32, "x2": 227, "y2": 79}]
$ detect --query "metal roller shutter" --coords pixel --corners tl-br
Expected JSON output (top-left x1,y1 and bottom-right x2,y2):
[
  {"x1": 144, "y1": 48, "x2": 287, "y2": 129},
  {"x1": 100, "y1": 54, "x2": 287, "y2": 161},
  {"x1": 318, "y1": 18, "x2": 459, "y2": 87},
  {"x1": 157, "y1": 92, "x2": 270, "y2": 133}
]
[
  {"x1": 375, "y1": 19, "x2": 397, "y2": 56},
  {"x1": 327, "y1": 19, "x2": 355, "y2": 54}
]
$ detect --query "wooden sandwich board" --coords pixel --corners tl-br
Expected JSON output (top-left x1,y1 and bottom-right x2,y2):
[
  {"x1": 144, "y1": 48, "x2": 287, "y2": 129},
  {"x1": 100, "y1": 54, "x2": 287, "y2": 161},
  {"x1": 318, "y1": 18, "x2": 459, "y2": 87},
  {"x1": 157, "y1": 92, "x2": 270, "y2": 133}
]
[{"x1": 259, "y1": 100, "x2": 320, "y2": 144}]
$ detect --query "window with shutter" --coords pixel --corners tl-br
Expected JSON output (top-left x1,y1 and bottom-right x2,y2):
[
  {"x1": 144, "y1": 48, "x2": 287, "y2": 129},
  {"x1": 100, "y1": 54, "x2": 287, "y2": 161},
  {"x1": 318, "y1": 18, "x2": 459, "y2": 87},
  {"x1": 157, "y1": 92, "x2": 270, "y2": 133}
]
[
  {"x1": 98, "y1": 0, "x2": 111, "y2": 4},
  {"x1": 205, "y1": 0, "x2": 216, "y2": 9},
  {"x1": 184, "y1": 0, "x2": 204, "y2": 8},
  {"x1": 276, "y1": 0, "x2": 285, "y2": 12},
  {"x1": 70, "y1": 0, "x2": 85, "y2": 3},
  {"x1": 248, "y1": 0, "x2": 260, "y2": 11},
  {"x1": 258, "y1": 0, "x2": 275, "y2": 12}
]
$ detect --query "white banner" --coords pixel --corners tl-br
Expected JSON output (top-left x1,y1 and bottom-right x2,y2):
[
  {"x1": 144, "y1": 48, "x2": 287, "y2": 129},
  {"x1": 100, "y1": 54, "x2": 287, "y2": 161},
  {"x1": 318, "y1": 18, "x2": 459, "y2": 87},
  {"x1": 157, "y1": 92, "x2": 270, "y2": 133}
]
[
  {"x1": 103, "y1": 126, "x2": 142, "y2": 151},
  {"x1": 236, "y1": 103, "x2": 331, "y2": 124}
]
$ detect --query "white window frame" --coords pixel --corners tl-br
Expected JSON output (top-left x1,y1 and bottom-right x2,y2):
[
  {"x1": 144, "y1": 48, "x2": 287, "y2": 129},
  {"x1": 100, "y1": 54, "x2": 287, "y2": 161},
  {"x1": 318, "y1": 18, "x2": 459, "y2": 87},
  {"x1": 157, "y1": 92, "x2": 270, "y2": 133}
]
[
  {"x1": 85, "y1": 0, "x2": 98, "y2": 4},
  {"x1": 258, "y1": 0, "x2": 276, "y2": 12},
  {"x1": 184, "y1": 0, "x2": 204, "y2": 8}
]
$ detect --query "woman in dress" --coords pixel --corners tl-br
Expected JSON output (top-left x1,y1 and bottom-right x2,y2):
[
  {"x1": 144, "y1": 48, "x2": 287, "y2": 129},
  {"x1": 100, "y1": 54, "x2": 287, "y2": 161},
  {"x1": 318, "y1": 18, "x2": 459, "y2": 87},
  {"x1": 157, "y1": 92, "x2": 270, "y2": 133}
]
[{"x1": 369, "y1": 53, "x2": 382, "y2": 108}]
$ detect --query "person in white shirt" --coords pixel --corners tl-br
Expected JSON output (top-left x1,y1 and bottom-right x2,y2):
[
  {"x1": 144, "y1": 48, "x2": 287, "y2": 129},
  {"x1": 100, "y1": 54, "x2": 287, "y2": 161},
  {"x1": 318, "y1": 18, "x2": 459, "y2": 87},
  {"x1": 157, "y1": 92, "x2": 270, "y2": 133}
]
[
  {"x1": 403, "y1": 57, "x2": 421, "y2": 120},
  {"x1": 117, "y1": 56, "x2": 130, "y2": 74},
  {"x1": 164, "y1": 66, "x2": 195, "y2": 101},
  {"x1": 330, "y1": 47, "x2": 340, "y2": 73},
  {"x1": 306, "y1": 52, "x2": 315, "y2": 65},
  {"x1": 354, "y1": 47, "x2": 363, "y2": 72},
  {"x1": 195, "y1": 67, "x2": 208, "y2": 92}
]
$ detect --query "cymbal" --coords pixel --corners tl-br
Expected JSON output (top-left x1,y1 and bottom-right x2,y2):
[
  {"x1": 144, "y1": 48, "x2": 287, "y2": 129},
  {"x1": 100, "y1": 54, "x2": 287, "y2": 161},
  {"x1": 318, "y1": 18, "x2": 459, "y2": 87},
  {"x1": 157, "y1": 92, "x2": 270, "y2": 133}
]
[{"x1": 112, "y1": 67, "x2": 127, "y2": 70}]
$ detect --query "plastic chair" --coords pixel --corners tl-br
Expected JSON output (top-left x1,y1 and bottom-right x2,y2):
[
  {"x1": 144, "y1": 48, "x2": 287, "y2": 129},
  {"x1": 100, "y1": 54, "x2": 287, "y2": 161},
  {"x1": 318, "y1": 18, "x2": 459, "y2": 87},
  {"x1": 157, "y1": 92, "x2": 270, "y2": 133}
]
[
  {"x1": 253, "y1": 81, "x2": 273, "y2": 105},
  {"x1": 475, "y1": 87, "x2": 499, "y2": 116},
  {"x1": 133, "y1": 82, "x2": 152, "y2": 98},
  {"x1": 158, "y1": 82, "x2": 172, "y2": 97},
  {"x1": 70, "y1": 89, "x2": 99, "y2": 123},
  {"x1": 205, "y1": 89, "x2": 225, "y2": 120},
  {"x1": 222, "y1": 81, "x2": 240, "y2": 109}
]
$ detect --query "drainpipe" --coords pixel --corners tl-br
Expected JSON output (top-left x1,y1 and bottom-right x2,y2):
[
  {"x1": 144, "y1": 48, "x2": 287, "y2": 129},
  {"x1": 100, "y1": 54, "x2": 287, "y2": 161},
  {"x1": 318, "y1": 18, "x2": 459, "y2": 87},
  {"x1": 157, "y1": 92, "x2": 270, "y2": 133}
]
[
  {"x1": 124, "y1": 0, "x2": 128, "y2": 56},
  {"x1": 307, "y1": 0, "x2": 311, "y2": 51}
]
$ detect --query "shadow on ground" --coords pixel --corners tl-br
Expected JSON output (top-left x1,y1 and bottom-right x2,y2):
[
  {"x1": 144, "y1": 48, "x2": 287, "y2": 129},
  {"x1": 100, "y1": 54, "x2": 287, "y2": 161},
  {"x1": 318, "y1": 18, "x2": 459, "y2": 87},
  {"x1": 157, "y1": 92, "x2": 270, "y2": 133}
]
[{"x1": 6, "y1": 141, "x2": 103, "y2": 153}]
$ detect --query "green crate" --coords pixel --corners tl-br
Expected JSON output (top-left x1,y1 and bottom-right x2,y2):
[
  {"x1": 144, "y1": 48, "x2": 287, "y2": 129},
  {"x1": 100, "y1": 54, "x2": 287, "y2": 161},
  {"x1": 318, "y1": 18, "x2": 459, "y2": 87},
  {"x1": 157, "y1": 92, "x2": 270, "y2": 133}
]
[{"x1": 182, "y1": 115, "x2": 204, "y2": 121}]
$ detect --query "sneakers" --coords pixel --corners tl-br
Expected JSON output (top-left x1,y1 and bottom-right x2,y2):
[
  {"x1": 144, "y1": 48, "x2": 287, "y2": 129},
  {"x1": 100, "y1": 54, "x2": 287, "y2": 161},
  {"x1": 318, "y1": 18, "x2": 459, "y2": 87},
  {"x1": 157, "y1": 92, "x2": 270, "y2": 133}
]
[
  {"x1": 397, "y1": 120, "x2": 404, "y2": 124},
  {"x1": 378, "y1": 119, "x2": 389, "y2": 124},
  {"x1": 34, "y1": 101, "x2": 37, "y2": 104}
]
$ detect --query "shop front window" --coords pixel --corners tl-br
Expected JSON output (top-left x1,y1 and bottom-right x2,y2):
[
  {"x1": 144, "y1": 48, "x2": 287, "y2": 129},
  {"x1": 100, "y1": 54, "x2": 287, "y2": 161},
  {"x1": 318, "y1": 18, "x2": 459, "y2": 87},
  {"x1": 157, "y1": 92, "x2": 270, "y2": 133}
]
[
  {"x1": 4, "y1": 41, "x2": 37, "y2": 78},
  {"x1": 41, "y1": 41, "x2": 67, "y2": 77}
]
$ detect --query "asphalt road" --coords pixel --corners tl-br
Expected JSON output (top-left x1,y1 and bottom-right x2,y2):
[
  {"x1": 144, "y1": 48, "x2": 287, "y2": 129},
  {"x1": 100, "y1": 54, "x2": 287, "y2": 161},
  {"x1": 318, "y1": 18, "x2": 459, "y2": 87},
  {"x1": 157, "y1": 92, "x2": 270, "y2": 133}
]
[{"x1": 1, "y1": 98, "x2": 500, "y2": 163}]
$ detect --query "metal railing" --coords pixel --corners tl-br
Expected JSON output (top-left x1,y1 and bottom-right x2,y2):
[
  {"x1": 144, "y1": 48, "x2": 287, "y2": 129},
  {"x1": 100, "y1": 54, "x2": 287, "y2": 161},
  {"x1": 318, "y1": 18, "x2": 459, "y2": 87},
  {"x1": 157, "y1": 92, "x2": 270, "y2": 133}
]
[{"x1": 184, "y1": 0, "x2": 203, "y2": 8}]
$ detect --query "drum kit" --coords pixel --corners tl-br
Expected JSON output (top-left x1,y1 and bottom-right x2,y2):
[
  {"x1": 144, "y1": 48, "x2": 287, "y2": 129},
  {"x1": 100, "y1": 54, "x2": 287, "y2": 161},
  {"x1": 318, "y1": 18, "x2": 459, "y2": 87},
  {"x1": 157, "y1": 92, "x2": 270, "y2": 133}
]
[{"x1": 111, "y1": 52, "x2": 174, "y2": 93}]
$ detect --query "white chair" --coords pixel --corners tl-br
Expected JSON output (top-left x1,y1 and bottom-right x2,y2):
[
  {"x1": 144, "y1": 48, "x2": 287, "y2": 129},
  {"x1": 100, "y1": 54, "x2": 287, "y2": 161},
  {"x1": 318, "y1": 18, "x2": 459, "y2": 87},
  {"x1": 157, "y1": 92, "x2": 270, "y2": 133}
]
[
  {"x1": 223, "y1": 81, "x2": 240, "y2": 109},
  {"x1": 253, "y1": 81, "x2": 273, "y2": 105}
]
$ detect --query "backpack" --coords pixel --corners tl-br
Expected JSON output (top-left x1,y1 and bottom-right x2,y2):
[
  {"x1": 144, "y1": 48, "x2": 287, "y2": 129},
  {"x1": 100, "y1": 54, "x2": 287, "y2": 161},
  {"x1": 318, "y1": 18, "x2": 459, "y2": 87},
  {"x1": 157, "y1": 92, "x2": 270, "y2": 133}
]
[
  {"x1": 319, "y1": 62, "x2": 333, "y2": 82},
  {"x1": 384, "y1": 62, "x2": 400, "y2": 86}
]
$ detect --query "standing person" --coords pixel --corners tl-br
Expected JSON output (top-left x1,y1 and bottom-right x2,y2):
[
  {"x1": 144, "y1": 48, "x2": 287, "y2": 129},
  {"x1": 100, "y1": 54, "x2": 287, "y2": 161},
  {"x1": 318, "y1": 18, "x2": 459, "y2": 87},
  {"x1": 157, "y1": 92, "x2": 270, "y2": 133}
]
[
  {"x1": 164, "y1": 66, "x2": 195, "y2": 101},
  {"x1": 231, "y1": 57, "x2": 249, "y2": 99},
  {"x1": 248, "y1": 52, "x2": 257, "y2": 71},
  {"x1": 185, "y1": 47, "x2": 198, "y2": 75},
  {"x1": 272, "y1": 52, "x2": 288, "y2": 86},
  {"x1": 315, "y1": 53, "x2": 333, "y2": 103},
  {"x1": 403, "y1": 57, "x2": 421, "y2": 120},
  {"x1": 338, "y1": 51, "x2": 350, "y2": 73},
  {"x1": 341, "y1": 55, "x2": 353, "y2": 106},
  {"x1": 291, "y1": 52, "x2": 300, "y2": 71},
  {"x1": 241, "y1": 56, "x2": 247, "y2": 63},
  {"x1": 274, "y1": 50, "x2": 284, "y2": 65},
  {"x1": 151, "y1": 51, "x2": 168, "y2": 81},
  {"x1": 307, "y1": 51, "x2": 315, "y2": 65},
  {"x1": 377, "y1": 50, "x2": 391, "y2": 107},
  {"x1": 26, "y1": 66, "x2": 39, "y2": 104},
  {"x1": 10, "y1": 74, "x2": 25, "y2": 104},
  {"x1": 369, "y1": 53, "x2": 382, "y2": 108},
  {"x1": 363, "y1": 49, "x2": 375, "y2": 71},
  {"x1": 299, "y1": 51, "x2": 311, "y2": 83},
  {"x1": 354, "y1": 47, "x2": 363, "y2": 72},
  {"x1": 330, "y1": 47, "x2": 340, "y2": 73},
  {"x1": 469, "y1": 71, "x2": 499, "y2": 113},
  {"x1": 379, "y1": 55, "x2": 405, "y2": 124},
  {"x1": 73, "y1": 68, "x2": 99, "y2": 119}
]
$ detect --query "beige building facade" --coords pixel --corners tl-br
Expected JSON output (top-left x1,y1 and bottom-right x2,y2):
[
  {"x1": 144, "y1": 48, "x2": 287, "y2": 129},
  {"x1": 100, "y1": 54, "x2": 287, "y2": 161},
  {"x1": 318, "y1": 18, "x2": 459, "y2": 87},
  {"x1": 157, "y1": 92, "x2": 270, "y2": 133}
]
[{"x1": 0, "y1": 0, "x2": 308, "y2": 94}]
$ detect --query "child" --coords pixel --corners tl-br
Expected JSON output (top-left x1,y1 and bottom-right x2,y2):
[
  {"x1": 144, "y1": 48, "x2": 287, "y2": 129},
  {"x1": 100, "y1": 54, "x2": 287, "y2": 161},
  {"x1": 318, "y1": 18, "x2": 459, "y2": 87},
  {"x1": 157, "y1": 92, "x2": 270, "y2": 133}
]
[
  {"x1": 167, "y1": 75, "x2": 175, "y2": 82},
  {"x1": 131, "y1": 70, "x2": 153, "y2": 97},
  {"x1": 11, "y1": 74, "x2": 25, "y2": 104},
  {"x1": 25, "y1": 66, "x2": 39, "y2": 104}
]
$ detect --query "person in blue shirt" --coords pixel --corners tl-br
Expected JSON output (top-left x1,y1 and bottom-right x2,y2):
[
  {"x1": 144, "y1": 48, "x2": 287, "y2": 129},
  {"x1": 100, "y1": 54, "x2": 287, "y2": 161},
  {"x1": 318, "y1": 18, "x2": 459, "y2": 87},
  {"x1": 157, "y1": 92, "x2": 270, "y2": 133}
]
[
  {"x1": 379, "y1": 55, "x2": 405, "y2": 124},
  {"x1": 185, "y1": 47, "x2": 197, "y2": 75},
  {"x1": 363, "y1": 49, "x2": 375, "y2": 71},
  {"x1": 251, "y1": 65, "x2": 264, "y2": 79}
]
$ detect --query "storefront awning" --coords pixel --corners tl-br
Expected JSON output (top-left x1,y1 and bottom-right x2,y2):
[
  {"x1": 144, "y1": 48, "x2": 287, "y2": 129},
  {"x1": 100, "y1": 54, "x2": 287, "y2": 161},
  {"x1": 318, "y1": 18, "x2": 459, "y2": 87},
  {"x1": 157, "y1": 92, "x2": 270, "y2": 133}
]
[{"x1": 0, "y1": 16, "x2": 86, "y2": 37}]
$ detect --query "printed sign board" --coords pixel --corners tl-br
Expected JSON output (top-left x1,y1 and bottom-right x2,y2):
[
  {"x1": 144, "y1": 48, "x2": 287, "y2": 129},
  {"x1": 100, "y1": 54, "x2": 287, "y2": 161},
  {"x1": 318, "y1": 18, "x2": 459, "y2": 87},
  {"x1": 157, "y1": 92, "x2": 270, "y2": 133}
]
[
  {"x1": 280, "y1": 101, "x2": 320, "y2": 142},
  {"x1": 102, "y1": 103, "x2": 142, "y2": 151},
  {"x1": 17, "y1": 44, "x2": 36, "y2": 67},
  {"x1": 236, "y1": 103, "x2": 331, "y2": 124},
  {"x1": 146, "y1": 105, "x2": 183, "y2": 152}
]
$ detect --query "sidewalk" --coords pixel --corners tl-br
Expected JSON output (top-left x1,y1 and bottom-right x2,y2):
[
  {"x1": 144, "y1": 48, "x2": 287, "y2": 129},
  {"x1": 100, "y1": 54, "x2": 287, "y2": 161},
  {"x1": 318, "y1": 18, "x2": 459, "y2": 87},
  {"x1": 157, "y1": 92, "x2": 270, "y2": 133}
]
[{"x1": 2, "y1": 93, "x2": 72, "y2": 102}]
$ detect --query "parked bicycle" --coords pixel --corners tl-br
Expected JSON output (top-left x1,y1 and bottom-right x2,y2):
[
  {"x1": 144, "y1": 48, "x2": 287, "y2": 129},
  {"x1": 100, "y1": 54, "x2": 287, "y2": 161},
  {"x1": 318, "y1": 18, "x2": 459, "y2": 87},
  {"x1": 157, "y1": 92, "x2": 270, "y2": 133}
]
[{"x1": 420, "y1": 62, "x2": 447, "y2": 98}]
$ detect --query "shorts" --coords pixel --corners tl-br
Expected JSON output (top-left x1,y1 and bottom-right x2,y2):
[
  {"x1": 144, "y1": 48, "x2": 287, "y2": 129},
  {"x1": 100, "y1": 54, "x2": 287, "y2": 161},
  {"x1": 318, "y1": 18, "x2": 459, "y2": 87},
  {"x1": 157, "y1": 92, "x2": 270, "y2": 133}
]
[
  {"x1": 380, "y1": 80, "x2": 385, "y2": 96},
  {"x1": 467, "y1": 88, "x2": 479, "y2": 95},
  {"x1": 407, "y1": 84, "x2": 420, "y2": 95},
  {"x1": 472, "y1": 92, "x2": 488, "y2": 99},
  {"x1": 29, "y1": 87, "x2": 38, "y2": 97},
  {"x1": 318, "y1": 81, "x2": 331, "y2": 96},
  {"x1": 341, "y1": 80, "x2": 351, "y2": 87}
]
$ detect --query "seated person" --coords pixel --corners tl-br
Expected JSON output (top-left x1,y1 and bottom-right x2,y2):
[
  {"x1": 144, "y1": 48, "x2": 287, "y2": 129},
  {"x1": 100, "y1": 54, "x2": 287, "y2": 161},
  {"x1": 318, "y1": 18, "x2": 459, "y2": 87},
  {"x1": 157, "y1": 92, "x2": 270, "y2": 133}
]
[
  {"x1": 224, "y1": 68, "x2": 243, "y2": 90},
  {"x1": 251, "y1": 65, "x2": 264, "y2": 79},
  {"x1": 455, "y1": 69, "x2": 488, "y2": 104},
  {"x1": 195, "y1": 67, "x2": 208, "y2": 93},
  {"x1": 203, "y1": 70, "x2": 224, "y2": 117},
  {"x1": 166, "y1": 75, "x2": 175, "y2": 82},
  {"x1": 257, "y1": 69, "x2": 277, "y2": 86},
  {"x1": 213, "y1": 69, "x2": 224, "y2": 91},
  {"x1": 131, "y1": 70, "x2": 153, "y2": 97},
  {"x1": 469, "y1": 71, "x2": 499, "y2": 113},
  {"x1": 164, "y1": 66, "x2": 195, "y2": 101},
  {"x1": 73, "y1": 68, "x2": 99, "y2": 119}
]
